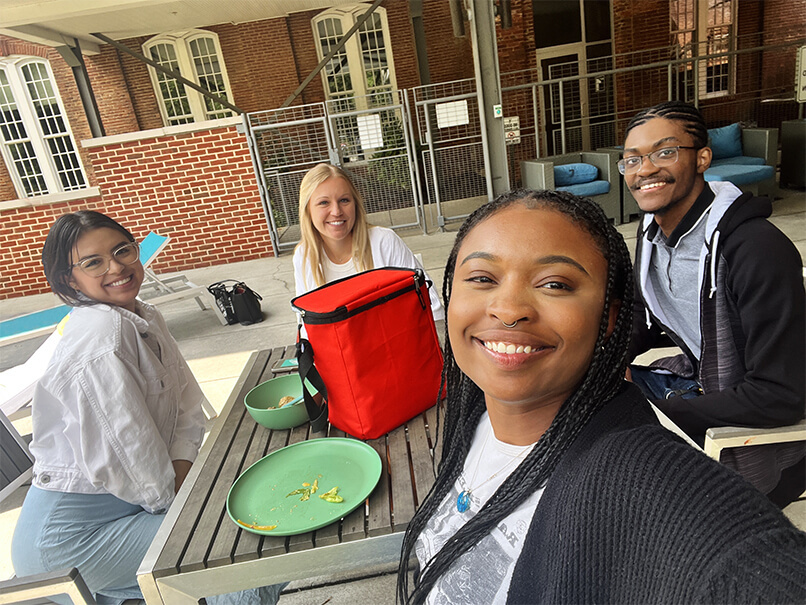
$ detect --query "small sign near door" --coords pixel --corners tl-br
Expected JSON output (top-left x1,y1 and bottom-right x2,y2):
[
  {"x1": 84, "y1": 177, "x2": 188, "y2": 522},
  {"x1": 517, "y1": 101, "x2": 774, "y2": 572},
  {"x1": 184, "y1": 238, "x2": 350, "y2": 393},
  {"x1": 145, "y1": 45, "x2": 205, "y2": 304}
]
[{"x1": 504, "y1": 116, "x2": 521, "y2": 145}]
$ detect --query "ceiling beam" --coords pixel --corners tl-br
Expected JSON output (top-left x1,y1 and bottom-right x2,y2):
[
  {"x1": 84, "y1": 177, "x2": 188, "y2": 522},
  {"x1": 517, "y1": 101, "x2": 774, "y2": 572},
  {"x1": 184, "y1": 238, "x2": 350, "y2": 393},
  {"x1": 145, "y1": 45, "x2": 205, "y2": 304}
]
[
  {"x1": 0, "y1": 25, "x2": 101, "y2": 54},
  {"x1": 92, "y1": 32, "x2": 243, "y2": 114}
]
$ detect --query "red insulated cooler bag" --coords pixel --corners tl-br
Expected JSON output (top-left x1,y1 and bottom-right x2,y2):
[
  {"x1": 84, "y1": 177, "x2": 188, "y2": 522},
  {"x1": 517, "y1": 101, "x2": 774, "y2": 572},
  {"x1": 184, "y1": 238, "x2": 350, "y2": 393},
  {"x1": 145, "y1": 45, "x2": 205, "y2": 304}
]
[{"x1": 291, "y1": 267, "x2": 443, "y2": 440}]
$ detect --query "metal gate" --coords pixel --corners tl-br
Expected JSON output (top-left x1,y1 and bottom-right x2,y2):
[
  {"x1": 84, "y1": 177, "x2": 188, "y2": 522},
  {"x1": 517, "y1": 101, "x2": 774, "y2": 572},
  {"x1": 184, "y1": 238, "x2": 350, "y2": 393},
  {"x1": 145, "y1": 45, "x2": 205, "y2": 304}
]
[
  {"x1": 244, "y1": 90, "x2": 423, "y2": 255},
  {"x1": 412, "y1": 78, "x2": 488, "y2": 228}
]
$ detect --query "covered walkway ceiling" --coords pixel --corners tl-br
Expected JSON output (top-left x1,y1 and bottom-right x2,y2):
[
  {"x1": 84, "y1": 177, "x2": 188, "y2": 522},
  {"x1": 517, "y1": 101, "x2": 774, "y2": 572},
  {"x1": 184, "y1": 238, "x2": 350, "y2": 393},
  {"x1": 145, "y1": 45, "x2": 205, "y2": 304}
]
[{"x1": 0, "y1": 0, "x2": 355, "y2": 54}]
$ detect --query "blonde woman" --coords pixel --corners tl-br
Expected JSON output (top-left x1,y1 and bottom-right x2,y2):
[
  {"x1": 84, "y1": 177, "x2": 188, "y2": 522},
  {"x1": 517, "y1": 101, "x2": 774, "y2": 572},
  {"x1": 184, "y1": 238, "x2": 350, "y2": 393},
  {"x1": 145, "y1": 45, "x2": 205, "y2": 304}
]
[{"x1": 293, "y1": 163, "x2": 444, "y2": 320}]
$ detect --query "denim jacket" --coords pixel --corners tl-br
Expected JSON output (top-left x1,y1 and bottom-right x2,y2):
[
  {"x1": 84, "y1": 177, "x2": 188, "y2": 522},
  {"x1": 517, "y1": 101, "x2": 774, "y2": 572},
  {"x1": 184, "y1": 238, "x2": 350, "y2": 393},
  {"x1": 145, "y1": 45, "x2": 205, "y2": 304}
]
[{"x1": 29, "y1": 300, "x2": 206, "y2": 513}]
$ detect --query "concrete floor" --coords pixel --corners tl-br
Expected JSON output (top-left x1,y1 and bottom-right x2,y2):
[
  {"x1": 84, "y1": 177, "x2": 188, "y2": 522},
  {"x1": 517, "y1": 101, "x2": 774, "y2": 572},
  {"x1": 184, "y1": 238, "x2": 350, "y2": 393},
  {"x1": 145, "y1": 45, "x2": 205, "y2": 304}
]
[{"x1": 1, "y1": 187, "x2": 804, "y2": 598}]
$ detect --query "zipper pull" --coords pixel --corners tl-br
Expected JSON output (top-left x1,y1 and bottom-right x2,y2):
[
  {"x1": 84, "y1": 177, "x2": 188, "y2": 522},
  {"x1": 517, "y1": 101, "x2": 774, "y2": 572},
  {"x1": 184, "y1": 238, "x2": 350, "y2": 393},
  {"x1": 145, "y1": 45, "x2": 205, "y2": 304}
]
[{"x1": 414, "y1": 269, "x2": 427, "y2": 309}]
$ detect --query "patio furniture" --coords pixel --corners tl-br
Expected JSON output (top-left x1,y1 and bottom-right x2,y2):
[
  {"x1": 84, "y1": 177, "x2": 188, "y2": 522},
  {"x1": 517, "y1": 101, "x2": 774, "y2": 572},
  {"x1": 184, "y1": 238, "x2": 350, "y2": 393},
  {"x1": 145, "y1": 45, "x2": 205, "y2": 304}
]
[
  {"x1": 703, "y1": 420, "x2": 806, "y2": 461},
  {"x1": 0, "y1": 408, "x2": 33, "y2": 504},
  {"x1": 596, "y1": 146, "x2": 641, "y2": 224},
  {"x1": 137, "y1": 232, "x2": 225, "y2": 323},
  {"x1": 704, "y1": 123, "x2": 778, "y2": 198},
  {"x1": 521, "y1": 152, "x2": 621, "y2": 223},
  {"x1": 0, "y1": 567, "x2": 96, "y2": 605},
  {"x1": 138, "y1": 345, "x2": 441, "y2": 604}
]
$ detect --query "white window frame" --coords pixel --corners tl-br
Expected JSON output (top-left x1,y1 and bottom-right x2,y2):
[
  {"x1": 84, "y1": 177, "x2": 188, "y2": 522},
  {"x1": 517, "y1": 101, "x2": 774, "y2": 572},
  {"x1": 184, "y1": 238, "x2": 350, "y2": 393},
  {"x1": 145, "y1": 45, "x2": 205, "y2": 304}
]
[
  {"x1": 0, "y1": 56, "x2": 88, "y2": 198},
  {"x1": 143, "y1": 30, "x2": 234, "y2": 126},
  {"x1": 670, "y1": 0, "x2": 736, "y2": 100},
  {"x1": 312, "y1": 5, "x2": 398, "y2": 107},
  {"x1": 698, "y1": 0, "x2": 735, "y2": 99}
]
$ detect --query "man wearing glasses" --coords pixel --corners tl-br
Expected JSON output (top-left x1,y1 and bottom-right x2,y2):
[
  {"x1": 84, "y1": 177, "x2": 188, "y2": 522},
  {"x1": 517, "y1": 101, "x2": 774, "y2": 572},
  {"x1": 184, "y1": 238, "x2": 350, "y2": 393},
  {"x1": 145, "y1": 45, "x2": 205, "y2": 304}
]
[{"x1": 621, "y1": 101, "x2": 805, "y2": 508}]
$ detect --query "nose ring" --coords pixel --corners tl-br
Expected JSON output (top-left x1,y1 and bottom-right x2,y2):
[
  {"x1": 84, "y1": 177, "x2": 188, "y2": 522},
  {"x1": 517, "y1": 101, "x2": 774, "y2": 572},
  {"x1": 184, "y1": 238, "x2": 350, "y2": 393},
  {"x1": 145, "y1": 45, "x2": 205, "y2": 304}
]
[{"x1": 501, "y1": 319, "x2": 518, "y2": 328}]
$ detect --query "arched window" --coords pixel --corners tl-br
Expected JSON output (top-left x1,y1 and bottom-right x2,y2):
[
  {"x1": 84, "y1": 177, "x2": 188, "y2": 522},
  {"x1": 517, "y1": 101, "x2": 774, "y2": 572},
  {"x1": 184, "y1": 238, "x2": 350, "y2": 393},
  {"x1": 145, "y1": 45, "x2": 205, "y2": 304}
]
[
  {"x1": 0, "y1": 57, "x2": 87, "y2": 198},
  {"x1": 143, "y1": 31, "x2": 234, "y2": 125},
  {"x1": 312, "y1": 5, "x2": 397, "y2": 109}
]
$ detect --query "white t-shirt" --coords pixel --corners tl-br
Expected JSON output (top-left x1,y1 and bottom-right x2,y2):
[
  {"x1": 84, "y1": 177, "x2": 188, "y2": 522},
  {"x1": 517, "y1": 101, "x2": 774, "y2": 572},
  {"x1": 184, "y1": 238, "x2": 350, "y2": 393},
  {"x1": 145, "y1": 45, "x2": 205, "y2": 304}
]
[
  {"x1": 416, "y1": 413, "x2": 543, "y2": 604},
  {"x1": 292, "y1": 225, "x2": 444, "y2": 321}
]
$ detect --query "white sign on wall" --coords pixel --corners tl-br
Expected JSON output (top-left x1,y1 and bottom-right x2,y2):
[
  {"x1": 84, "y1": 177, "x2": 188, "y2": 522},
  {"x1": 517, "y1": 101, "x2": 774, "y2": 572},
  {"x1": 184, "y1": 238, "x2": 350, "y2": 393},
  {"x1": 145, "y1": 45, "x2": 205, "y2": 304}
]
[
  {"x1": 357, "y1": 114, "x2": 384, "y2": 150},
  {"x1": 504, "y1": 116, "x2": 521, "y2": 145},
  {"x1": 435, "y1": 100, "x2": 469, "y2": 129},
  {"x1": 796, "y1": 45, "x2": 806, "y2": 104}
]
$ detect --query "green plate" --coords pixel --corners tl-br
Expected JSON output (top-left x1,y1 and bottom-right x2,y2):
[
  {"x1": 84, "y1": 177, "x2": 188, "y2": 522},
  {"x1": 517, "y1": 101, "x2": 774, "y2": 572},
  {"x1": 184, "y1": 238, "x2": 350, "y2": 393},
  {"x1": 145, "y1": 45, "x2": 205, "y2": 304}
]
[{"x1": 226, "y1": 438, "x2": 382, "y2": 536}]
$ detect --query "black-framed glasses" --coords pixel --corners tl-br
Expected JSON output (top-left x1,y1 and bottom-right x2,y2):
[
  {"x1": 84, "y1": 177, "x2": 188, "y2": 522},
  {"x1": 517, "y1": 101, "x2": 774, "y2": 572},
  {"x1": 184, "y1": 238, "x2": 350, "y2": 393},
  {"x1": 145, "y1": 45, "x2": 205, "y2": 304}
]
[
  {"x1": 71, "y1": 242, "x2": 140, "y2": 277},
  {"x1": 617, "y1": 146, "x2": 701, "y2": 175}
]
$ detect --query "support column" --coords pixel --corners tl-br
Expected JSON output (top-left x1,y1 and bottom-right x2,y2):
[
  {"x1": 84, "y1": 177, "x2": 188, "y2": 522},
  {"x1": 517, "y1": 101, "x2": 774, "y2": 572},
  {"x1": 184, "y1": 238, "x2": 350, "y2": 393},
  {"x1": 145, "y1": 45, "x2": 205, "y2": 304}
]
[
  {"x1": 467, "y1": 0, "x2": 509, "y2": 198},
  {"x1": 57, "y1": 39, "x2": 105, "y2": 138},
  {"x1": 410, "y1": 0, "x2": 431, "y2": 85}
]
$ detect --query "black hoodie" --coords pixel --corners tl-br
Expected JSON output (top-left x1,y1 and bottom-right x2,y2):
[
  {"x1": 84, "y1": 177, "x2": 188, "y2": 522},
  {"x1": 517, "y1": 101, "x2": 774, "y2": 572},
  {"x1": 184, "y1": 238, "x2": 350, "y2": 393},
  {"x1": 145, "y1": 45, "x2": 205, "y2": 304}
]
[{"x1": 629, "y1": 181, "x2": 805, "y2": 495}]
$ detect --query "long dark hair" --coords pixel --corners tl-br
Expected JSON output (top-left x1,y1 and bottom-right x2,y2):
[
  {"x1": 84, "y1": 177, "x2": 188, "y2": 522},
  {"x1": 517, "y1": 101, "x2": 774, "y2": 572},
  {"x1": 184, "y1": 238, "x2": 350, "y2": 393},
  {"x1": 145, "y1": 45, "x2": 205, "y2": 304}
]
[
  {"x1": 397, "y1": 189, "x2": 634, "y2": 603},
  {"x1": 42, "y1": 210, "x2": 136, "y2": 306}
]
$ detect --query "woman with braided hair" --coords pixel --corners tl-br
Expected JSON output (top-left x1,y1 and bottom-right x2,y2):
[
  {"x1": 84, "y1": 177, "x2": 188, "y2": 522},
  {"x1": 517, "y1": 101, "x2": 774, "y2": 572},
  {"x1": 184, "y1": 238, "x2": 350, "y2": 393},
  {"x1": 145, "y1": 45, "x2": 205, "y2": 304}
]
[{"x1": 397, "y1": 189, "x2": 805, "y2": 604}]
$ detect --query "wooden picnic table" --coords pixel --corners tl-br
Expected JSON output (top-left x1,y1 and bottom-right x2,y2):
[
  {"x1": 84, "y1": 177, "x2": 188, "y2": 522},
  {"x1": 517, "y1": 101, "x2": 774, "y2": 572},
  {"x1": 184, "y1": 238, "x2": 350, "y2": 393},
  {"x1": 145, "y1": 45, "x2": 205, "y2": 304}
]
[{"x1": 137, "y1": 345, "x2": 442, "y2": 604}]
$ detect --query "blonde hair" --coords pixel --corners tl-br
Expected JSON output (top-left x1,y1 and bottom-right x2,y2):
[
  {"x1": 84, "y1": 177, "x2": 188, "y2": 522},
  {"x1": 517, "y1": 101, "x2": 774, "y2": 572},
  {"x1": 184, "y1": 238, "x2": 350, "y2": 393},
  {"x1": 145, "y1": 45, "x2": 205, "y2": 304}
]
[{"x1": 296, "y1": 163, "x2": 373, "y2": 289}]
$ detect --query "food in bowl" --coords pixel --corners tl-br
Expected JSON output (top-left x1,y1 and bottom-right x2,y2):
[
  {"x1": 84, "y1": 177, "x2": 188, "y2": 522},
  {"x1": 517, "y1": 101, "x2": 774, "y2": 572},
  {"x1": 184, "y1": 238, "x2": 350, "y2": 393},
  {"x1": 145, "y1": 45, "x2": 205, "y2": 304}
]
[{"x1": 244, "y1": 374, "x2": 311, "y2": 430}]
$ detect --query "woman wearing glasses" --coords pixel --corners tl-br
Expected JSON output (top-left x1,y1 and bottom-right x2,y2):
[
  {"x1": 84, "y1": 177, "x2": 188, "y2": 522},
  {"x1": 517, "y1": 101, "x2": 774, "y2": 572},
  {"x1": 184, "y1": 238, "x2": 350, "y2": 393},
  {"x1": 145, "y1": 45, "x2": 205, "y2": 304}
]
[{"x1": 11, "y1": 211, "x2": 282, "y2": 604}]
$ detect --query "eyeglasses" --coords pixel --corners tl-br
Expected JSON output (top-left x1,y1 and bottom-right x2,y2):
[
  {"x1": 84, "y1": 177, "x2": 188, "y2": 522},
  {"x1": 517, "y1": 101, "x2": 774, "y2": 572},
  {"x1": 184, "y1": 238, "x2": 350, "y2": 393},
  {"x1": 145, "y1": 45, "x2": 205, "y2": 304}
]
[
  {"x1": 71, "y1": 242, "x2": 140, "y2": 277},
  {"x1": 617, "y1": 146, "x2": 701, "y2": 175}
]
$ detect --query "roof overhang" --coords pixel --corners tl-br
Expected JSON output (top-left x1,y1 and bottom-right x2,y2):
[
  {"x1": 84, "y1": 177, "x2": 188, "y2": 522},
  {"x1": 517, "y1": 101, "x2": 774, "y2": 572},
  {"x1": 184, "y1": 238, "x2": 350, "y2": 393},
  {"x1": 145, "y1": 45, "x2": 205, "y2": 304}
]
[{"x1": 0, "y1": 0, "x2": 351, "y2": 54}]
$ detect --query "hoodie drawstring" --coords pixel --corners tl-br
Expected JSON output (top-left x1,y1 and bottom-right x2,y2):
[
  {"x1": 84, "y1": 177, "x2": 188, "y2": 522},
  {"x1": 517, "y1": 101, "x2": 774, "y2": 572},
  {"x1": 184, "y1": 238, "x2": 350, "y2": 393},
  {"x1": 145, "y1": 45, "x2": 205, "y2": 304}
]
[{"x1": 709, "y1": 230, "x2": 720, "y2": 299}]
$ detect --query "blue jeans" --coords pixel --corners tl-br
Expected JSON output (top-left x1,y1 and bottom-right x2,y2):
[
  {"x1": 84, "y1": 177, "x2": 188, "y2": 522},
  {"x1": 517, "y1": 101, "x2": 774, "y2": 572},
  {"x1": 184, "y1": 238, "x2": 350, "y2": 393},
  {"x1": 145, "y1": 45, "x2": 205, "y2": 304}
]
[
  {"x1": 12, "y1": 487, "x2": 285, "y2": 605},
  {"x1": 629, "y1": 366, "x2": 702, "y2": 401}
]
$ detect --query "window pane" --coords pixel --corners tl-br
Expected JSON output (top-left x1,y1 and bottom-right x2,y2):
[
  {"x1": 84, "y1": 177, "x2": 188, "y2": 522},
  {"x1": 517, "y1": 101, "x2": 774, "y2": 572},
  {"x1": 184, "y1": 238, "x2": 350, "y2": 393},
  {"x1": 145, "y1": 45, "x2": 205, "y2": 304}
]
[
  {"x1": 149, "y1": 42, "x2": 194, "y2": 125},
  {"x1": 20, "y1": 61, "x2": 85, "y2": 190},
  {"x1": 534, "y1": 1, "x2": 582, "y2": 49},
  {"x1": 584, "y1": 0, "x2": 611, "y2": 43},
  {"x1": 318, "y1": 18, "x2": 354, "y2": 97},
  {"x1": 189, "y1": 36, "x2": 233, "y2": 120},
  {"x1": 1, "y1": 67, "x2": 48, "y2": 195},
  {"x1": 359, "y1": 12, "x2": 391, "y2": 93}
]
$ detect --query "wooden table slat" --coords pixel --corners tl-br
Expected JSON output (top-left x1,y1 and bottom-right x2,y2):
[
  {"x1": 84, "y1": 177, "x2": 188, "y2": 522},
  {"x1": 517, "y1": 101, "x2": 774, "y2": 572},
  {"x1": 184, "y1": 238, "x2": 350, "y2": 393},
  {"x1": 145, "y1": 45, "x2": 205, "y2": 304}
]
[
  {"x1": 180, "y1": 348, "x2": 286, "y2": 571},
  {"x1": 387, "y1": 423, "x2": 416, "y2": 531},
  {"x1": 205, "y1": 418, "x2": 273, "y2": 567},
  {"x1": 366, "y1": 437, "x2": 392, "y2": 537},
  {"x1": 152, "y1": 349, "x2": 273, "y2": 575},
  {"x1": 179, "y1": 413, "x2": 256, "y2": 571},
  {"x1": 408, "y1": 413, "x2": 436, "y2": 507}
]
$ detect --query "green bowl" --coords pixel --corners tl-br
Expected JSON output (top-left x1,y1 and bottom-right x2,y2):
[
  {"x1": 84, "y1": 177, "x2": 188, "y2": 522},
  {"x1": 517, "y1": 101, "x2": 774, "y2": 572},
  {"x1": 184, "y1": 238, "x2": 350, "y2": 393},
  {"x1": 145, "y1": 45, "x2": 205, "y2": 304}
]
[{"x1": 244, "y1": 374, "x2": 310, "y2": 430}]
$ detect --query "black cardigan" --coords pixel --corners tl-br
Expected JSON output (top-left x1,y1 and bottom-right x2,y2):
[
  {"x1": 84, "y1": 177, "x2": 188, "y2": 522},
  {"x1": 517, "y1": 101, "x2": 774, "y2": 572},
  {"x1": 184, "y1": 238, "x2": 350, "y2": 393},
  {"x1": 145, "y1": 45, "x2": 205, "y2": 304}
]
[{"x1": 507, "y1": 383, "x2": 806, "y2": 604}]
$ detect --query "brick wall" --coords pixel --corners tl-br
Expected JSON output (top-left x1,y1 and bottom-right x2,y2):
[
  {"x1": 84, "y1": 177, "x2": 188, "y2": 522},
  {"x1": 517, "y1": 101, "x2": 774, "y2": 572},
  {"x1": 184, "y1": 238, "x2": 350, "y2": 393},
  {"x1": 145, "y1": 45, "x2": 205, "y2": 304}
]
[
  {"x1": 422, "y1": 1, "x2": 474, "y2": 83},
  {"x1": 0, "y1": 123, "x2": 270, "y2": 299}
]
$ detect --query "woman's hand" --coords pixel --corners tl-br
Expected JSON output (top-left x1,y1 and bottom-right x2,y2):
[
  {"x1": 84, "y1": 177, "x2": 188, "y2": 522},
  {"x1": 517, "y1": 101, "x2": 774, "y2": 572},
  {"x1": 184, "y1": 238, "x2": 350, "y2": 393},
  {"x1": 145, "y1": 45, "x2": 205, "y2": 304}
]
[{"x1": 172, "y1": 459, "x2": 193, "y2": 493}]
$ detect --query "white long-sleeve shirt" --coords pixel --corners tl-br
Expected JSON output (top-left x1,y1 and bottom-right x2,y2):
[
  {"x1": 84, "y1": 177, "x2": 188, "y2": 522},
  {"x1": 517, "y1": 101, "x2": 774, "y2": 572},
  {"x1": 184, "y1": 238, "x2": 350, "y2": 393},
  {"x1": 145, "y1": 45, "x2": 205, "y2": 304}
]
[
  {"x1": 29, "y1": 300, "x2": 206, "y2": 513},
  {"x1": 292, "y1": 225, "x2": 444, "y2": 321}
]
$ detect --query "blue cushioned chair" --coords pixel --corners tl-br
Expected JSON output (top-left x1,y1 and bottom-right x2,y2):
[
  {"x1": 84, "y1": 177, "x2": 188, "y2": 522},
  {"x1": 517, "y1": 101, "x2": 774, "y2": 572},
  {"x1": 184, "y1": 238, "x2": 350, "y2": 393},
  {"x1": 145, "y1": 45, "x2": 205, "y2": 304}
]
[
  {"x1": 704, "y1": 123, "x2": 778, "y2": 198},
  {"x1": 520, "y1": 152, "x2": 621, "y2": 223}
]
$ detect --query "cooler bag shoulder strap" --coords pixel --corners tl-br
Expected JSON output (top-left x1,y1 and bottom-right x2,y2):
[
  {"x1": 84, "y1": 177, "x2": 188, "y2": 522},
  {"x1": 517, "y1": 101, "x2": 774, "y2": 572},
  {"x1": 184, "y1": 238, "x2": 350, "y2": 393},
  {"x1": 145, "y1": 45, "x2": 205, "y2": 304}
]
[{"x1": 296, "y1": 338, "x2": 329, "y2": 433}]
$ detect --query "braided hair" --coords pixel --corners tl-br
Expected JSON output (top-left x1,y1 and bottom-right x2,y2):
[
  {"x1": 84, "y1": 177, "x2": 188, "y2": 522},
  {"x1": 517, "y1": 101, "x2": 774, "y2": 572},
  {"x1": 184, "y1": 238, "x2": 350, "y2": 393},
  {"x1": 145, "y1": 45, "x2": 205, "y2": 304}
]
[
  {"x1": 397, "y1": 189, "x2": 634, "y2": 604},
  {"x1": 624, "y1": 100, "x2": 708, "y2": 149}
]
